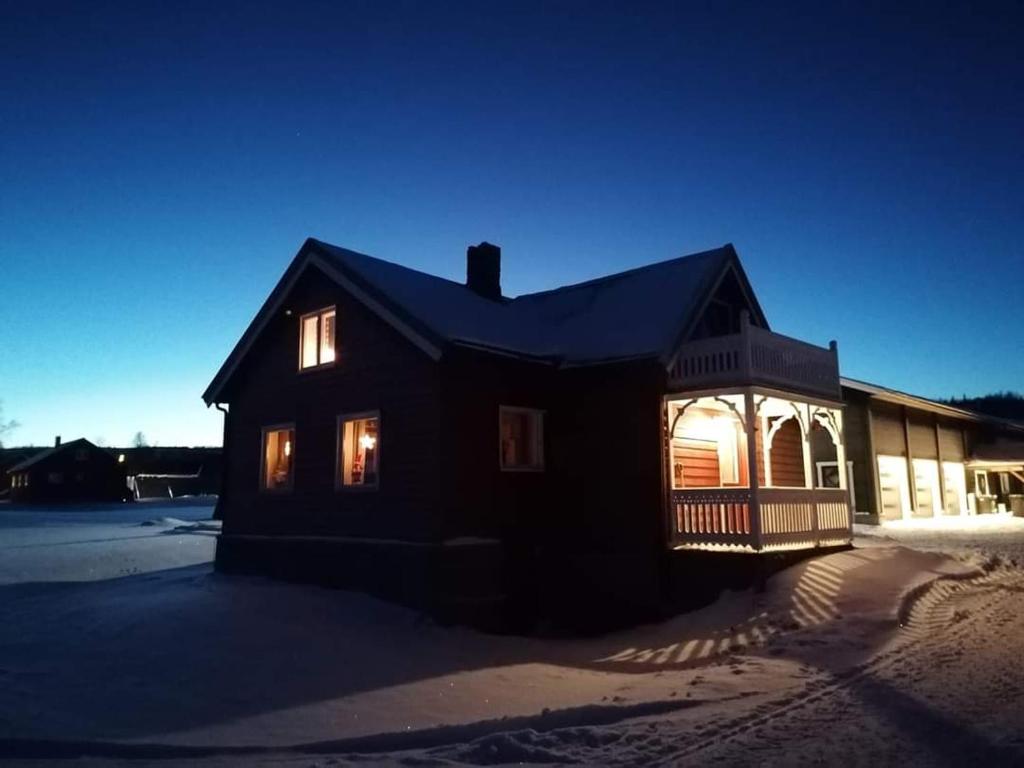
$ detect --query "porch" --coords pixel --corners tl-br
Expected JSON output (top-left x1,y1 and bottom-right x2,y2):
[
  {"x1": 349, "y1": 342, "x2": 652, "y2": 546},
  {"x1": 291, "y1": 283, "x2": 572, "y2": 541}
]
[{"x1": 665, "y1": 317, "x2": 851, "y2": 552}]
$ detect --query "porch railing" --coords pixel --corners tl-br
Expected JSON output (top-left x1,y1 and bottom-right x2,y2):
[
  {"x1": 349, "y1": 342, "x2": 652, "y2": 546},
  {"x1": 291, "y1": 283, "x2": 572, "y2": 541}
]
[
  {"x1": 668, "y1": 320, "x2": 841, "y2": 401},
  {"x1": 670, "y1": 487, "x2": 851, "y2": 552}
]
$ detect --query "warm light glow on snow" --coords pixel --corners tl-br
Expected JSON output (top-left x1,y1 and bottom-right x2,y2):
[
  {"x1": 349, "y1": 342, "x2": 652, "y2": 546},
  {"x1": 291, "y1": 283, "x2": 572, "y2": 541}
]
[{"x1": 880, "y1": 513, "x2": 1019, "y2": 532}]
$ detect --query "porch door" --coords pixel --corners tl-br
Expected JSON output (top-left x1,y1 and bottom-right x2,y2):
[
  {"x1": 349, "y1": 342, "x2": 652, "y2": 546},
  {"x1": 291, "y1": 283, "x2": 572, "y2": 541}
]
[{"x1": 878, "y1": 455, "x2": 910, "y2": 521}]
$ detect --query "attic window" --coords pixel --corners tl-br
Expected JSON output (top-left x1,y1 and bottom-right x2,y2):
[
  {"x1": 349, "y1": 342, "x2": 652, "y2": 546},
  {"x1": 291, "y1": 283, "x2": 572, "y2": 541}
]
[{"x1": 299, "y1": 307, "x2": 336, "y2": 370}]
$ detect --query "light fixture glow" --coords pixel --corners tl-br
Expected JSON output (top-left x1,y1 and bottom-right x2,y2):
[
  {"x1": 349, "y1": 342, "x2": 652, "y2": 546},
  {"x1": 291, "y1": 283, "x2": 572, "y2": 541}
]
[
  {"x1": 117, "y1": 454, "x2": 125, "y2": 463},
  {"x1": 359, "y1": 434, "x2": 377, "y2": 451},
  {"x1": 284, "y1": 440, "x2": 292, "y2": 457}
]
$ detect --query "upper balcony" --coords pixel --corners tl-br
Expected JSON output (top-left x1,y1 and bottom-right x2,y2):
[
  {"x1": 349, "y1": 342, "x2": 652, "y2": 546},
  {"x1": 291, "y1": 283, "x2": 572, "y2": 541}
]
[{"x1": 667, "y1": 313, "x2": 841, "y2": 402}]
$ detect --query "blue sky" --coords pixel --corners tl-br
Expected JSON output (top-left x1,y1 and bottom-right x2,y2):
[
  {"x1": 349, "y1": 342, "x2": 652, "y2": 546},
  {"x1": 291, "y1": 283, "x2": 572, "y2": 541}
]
[{"x1": 1, "y1": 1, "x2": 1022, "y2": 447}]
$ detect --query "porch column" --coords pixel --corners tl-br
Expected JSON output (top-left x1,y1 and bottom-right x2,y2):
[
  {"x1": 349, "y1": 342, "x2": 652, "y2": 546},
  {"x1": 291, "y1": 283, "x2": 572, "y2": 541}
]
[{"x1": 744, "y1": 389, "x2": 762, "y2": 550}]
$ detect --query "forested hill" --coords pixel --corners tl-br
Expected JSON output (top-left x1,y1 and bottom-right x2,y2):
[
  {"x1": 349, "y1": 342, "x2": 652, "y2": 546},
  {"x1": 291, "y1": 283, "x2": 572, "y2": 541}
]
[{"x1": 942, "y1": 392, "x2": 1024, "y2": 422}]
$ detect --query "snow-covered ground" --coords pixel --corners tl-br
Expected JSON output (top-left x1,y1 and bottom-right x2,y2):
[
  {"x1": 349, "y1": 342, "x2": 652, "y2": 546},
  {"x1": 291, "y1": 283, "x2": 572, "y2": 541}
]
[
  {"x1": 856, "y1": 513, "x2": 1024, "y2": 565},
  {"x1": 1, "y1": 505, "x2": 1023, "y2": 766}
]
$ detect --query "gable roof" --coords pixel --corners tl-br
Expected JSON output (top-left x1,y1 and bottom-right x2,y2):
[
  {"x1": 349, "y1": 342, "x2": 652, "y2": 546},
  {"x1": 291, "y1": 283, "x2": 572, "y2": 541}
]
[
  {"x1": 6, "y1": 438, "x2": 108, "y2": 474},
  {"x1": 203, "y1": 238, "x2": 765, "y2": 405}
]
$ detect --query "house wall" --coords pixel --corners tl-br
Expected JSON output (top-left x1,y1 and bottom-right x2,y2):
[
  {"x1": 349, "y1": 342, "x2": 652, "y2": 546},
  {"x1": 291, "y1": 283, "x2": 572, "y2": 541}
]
[
  {"x1": 938, "y1": 421, "x2": 966, "y2": 462},
  {"x1": 217, "y1": 265, "x2": 444, "y2": 542},
  {"x1": 871, "y1": 401, "x2": 906, "y2": 456},
  {"x1": 908, "y1": 414, "x2": 938, "y2": 459},
  {"x1": 841, "y1": 391, "x2": 877, "y2": 516},
  {"x1": 549, "y1": 360, "x2": 668, "y2": 621}
]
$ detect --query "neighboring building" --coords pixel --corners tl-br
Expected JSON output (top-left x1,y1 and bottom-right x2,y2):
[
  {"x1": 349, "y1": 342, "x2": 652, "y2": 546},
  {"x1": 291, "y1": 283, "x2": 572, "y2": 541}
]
[
  {"x1": 6, "y1": 437, "x2": 126, "y2": 504},
  {"x1": 204, "y1": 238, "x2": 852, "y2": 623},
  {"x1": 841, "y1": 379, "x2": 1024, "y2": 522}
]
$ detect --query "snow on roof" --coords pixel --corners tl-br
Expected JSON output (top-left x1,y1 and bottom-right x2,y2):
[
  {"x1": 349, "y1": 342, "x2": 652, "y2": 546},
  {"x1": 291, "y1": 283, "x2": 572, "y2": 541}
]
[{"x1": 314, "y1": 239, "x2": 734, "y2": 364}]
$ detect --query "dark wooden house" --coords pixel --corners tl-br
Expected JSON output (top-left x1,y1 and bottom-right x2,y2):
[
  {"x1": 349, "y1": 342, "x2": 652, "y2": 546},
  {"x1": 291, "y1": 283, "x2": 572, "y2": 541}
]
[
  {"x1": 841, "y1": 379, "x2": 1024, "y2": 521},
  {"x1": 6, "y1": 437, "x2": 127, "y2": 504},
  {"x1": 204, "y1": 238, "x2": 852, "y2": 624}
]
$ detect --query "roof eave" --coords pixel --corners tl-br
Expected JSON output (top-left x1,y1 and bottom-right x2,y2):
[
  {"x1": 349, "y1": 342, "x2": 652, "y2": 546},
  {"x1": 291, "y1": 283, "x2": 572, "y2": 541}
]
[{"x1": 201, "y1": 240, "x2": 446, "y2": 406}]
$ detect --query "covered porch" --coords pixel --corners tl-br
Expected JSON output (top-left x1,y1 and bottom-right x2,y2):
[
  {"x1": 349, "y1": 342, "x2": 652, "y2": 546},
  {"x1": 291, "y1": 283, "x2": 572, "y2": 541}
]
[{"x1": 664, "y1": 318, "x2": 851, "y2": 552}]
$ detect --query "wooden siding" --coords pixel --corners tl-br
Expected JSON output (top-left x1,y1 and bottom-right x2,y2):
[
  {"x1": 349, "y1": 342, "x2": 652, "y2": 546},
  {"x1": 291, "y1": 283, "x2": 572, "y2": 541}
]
[
  {"x1": 909, "y1": 415, "x2": 938, "y2": 459},
  {"x1": 840, "y1": 391, "x2": 876, "y2": 514},
  {"x1": 674, "y1": 438, "x2": 721, "y2": 487},
  {"x1": 220, "y1": 264, "x2": 444, "y2": 542},
  {"x1": 871, "y1": 402, "x2": 906, "y2": 456},
  {"x1": 938, "y1": 421, "x2": 966, "y2": 462}
]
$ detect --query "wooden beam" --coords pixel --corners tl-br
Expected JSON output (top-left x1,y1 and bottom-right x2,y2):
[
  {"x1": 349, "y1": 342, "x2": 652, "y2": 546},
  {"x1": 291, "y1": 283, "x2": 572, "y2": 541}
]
[
  {"x1": 904, "y1": 407, "x2": 918, "y2": 516},
  {"x1": 865, "y1": 404, "x2": 883, "y2": 518},
  {"x1": 935, "y1": 417, "x2": 946, "y2": 515},
  {"x1": 745, "y1": 388, "x2": 762, "y2": 551}
]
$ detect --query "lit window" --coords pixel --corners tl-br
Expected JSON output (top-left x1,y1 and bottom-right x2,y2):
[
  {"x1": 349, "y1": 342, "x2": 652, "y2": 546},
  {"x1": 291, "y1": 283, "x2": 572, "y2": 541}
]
[
  {"x1": 299, "y1": 307, "x2": 336, "y2": 369},
  {"x1": 338, "y1": 413, "x2": 379, "y2": 488},
  {"x1": 262, "y1": 426, "x2": 295, "y2": 491},
  {"x1": 499, "y1": 407, "x2": 544, "y2": 471}
]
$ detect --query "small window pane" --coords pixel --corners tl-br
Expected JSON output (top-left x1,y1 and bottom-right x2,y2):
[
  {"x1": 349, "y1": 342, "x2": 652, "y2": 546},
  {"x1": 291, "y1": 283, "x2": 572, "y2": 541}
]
[
  {"x1": 320, "y1": 310, "x2": 336, "y2": 364},
  {"x1": 263, "y1": 428, "x2": 294, "y2": 491},
  {"x1": 301, "y1": 315, "x2": 319, "y2": 369},
  {"x1": 340, "y1": 415, "x2": 379, "y2": 487},
  {"x1": 500, "y1": 408, "x2": 543, "y2": 470}
]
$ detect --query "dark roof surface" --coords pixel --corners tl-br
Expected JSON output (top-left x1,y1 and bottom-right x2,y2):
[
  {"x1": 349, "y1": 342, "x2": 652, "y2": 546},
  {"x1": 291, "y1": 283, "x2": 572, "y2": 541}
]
[
  {"x1": 6, "y1": 438, "x2": 98, "y2": 473},
  {"x1": 313, "y1": 239, "x2": 737, "y2": 362},
  {"x1": 203, "y1": 238, "x2": 757, "y2": 404}
]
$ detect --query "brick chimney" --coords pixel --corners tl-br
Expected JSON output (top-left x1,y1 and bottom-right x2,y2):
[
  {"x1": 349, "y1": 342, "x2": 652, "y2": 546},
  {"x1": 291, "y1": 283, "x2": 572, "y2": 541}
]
[
  {"x1": 54, "y1": 435, "x2": 61, "y2": 447},
  {"x1": 466, "y1": 242, "x2": 501, "y2": 300}
]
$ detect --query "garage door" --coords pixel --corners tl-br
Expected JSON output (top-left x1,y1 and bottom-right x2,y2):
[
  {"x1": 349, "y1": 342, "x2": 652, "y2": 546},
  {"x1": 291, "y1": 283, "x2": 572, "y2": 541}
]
[
  {"x1": 878, "y1": 455, "x2": 911, "y2": 521},
  {"x1": 912, "y1": 459, "x2": 941, "y2": 517},
  {"x1": 942, "y1": 462, "x2": 968, "y2": 515}
]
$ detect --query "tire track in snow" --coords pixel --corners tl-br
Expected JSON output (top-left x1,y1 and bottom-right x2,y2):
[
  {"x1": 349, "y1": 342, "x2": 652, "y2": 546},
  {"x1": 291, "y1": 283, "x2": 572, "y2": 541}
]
[{"x1": 653, "y1": 567, "x2": 1024, "y2": 766}]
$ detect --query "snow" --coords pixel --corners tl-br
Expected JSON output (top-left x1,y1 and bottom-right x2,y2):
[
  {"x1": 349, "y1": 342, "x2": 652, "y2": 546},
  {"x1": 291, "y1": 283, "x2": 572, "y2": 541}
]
[
  {"x1": 2, "y1": 505, "x2": 1024, "y2": 766},
  {"x1": 855, "y1": 514, "x2": 1024, "y2": 566}
]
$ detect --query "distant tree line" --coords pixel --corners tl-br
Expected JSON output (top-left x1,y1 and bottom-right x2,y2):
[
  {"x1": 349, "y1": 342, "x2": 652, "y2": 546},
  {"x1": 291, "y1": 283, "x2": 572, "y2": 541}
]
[{"x1": 941, "y1": 391, "x2": 1024, "y2": 422}]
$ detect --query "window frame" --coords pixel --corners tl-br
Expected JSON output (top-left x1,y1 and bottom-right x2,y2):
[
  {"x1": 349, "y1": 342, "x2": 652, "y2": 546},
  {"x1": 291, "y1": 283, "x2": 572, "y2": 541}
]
[
  {"x1": 297, "y1": 306, "x2": 337, "y2": 372},
  {"x1": 260, "y1": 423, "x2": 296, "y2": 493},
  {"x1": 336, "y1": 410, "x2": 381, "y2": 491},
  {"x1": 498, "y1": 406, "x2": 545, "y2": 472},
  {"x1": 975, "y1": 470, "x2": 990, "y2": 497}
]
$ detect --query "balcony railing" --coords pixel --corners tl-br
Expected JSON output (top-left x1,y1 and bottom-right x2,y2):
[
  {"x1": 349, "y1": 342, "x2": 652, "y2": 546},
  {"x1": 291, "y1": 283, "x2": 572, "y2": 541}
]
[
  {"x1": 668, "y1": 319, "x2": 841, "y2": 401},
  {"x1": 670, "y1": 487, "x2": 852, "y2": 552}
]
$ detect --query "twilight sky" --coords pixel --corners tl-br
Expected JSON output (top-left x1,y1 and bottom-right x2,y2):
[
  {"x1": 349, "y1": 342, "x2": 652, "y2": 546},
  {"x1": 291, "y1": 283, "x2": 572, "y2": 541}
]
[{"x1": 1, "y1": 1, "x2": 1022, "y2": 447}]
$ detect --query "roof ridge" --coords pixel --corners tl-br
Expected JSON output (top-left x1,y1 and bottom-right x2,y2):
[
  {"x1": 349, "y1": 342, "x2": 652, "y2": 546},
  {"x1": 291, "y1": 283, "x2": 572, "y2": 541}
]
[
  {"x1": 310, "y1": 239, "x2": 473, "y2": 292},
  {"x1": 513, "y1": 245, "x2": 732, "y2": 301}
]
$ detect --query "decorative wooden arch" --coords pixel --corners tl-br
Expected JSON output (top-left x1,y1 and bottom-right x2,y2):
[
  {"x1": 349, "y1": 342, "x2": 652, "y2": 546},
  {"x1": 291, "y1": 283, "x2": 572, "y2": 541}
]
[
  {"x1": 669, "y1": 396, "x2": 747, "y2": 438},
  {"x1": 810, "y1": 407, "x2": 841, "y2": 446}
]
